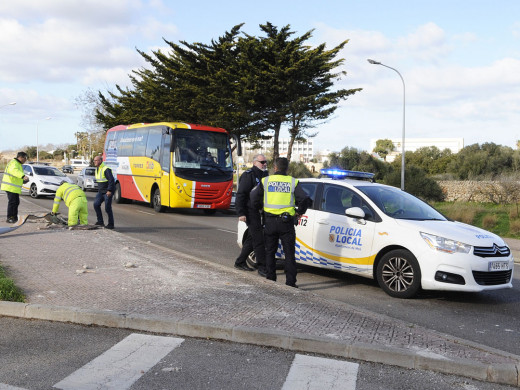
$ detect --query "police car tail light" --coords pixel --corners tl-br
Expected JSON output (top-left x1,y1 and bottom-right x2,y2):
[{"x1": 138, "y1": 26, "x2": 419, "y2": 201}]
[{"x1": 420, "y1": 232, "x2": 471, "y2": 254}]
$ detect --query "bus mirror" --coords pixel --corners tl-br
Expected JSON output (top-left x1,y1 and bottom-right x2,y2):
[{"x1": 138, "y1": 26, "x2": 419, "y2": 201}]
[
  {"x1": 162, "y1": 127, "x2": 170, "y2": 135},
  {"x1": 231, "y1": 134, "x2": 242, "y2": 156}
]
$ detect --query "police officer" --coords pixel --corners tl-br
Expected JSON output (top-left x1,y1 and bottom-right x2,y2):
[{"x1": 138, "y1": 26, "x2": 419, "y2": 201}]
[
  {"x1": 234, "y1": 154, "x2": 269, "y2": 275},
  {"x1": 93, "y1": 156, "x2": 115, "y2": 229},
  {"x1": 250, "y1": 157, "x2": 312, "y2": 287},
  {"x1": 1, "y1": 151, "x2": 29, "y2": 223},
  {"x1": 51, "y1": 181, "x2": 88, "y2": 226}
]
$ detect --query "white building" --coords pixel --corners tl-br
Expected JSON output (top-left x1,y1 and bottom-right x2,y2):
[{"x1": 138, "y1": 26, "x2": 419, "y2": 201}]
[
  {"x1": 369, "y1": 137, "x2": 464, "y2": 162},
  {"x1": 369, "y1": 137, "x2": 464, "y2": 154},
  {"x1": 242, "y1": 138, "x2": 315, "y2": 163}
]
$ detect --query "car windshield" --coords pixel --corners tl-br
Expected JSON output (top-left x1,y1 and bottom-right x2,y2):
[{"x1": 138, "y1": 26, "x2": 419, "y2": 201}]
[
  {"x1": 34, "y1": 167, "x2": 66, "y2": 177},
  {"x1": 84, "y1": 168, "x2": 96, "y2": 176},
  {"x1": 357, "y1": 185, "x2": 447, "y2": 221}
]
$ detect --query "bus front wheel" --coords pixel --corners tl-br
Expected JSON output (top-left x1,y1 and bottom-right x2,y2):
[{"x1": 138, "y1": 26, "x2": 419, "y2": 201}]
[
  {"x1": 152, "y1": 187, "x2": 165, "y2": 213},
  {"x1": 114, "y1": 182, "x2": 126, "y2": 204}
]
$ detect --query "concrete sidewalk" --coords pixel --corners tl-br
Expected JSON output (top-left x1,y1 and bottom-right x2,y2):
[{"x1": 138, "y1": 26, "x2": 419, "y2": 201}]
[{"x1": 0, "y1": 193, "x2": 519, "y2": 387}]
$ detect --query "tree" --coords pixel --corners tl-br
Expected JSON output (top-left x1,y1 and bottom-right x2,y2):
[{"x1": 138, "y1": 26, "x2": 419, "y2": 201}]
[
  {"x1": 384, "y1": 165, "x2": 444, "y2": 201},
  {"x1": 328, "y1": 146, "x2": 389, "y2": 181},
  {"x1": 96, "y1": 23, "x2": 360, "y2": 162},
  {"x1": 373, "y1": 139, "x2": 395, "y2": 159},
  {"x1": 248, "y1": 23, "x2": 360, "y2": 161}
]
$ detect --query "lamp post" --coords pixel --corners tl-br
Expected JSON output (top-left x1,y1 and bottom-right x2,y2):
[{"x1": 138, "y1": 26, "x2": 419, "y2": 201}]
[
  {"x1": 36, "y1": 117, "x2": 52, "y2": 162},
  {"x1": 368, "y1": 59, "x2": 406, "y2": 191},
  {"x1": 0, "y1": 102, "x2": 16, "y2": 109}
]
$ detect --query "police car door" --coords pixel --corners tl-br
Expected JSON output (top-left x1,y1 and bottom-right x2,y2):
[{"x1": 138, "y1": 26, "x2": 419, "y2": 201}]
[
  {"x1": 294, "y1": 181, "x2": 319, "y2": 265},
  {"x1": 311, "y1": 184, "x2": 375, "y2": 277}
]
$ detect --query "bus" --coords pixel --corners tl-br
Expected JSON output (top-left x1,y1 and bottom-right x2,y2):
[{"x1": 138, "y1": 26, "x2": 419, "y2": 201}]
[{"x1": 102, "y1": 122, "x2": 241, "y2": 213}]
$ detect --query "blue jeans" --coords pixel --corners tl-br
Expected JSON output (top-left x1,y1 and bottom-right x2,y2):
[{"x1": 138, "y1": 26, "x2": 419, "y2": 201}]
[{"x1": 94, "y1": 192, "x2": 114, "y2": 226}]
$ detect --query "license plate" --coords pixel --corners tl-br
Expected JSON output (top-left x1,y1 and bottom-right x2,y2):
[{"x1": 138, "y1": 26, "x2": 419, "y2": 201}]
[
  {"x1": 196, "y1": 204, "x2": 211, "y2": 209},
  {"x1": 488, "y1": 261, "x2": 509, "y2": 271}
]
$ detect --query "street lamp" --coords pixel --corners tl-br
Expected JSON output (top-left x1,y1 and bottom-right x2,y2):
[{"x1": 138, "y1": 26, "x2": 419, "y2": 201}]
[
  {"x1": 0, "y1": 102, "x2": 16, "y2": 109},
  {"x1": 36, "y1": 117, "x2": 52, "y2": 162},
  {"x1": 368, "y1": 59, "x2": 406, "y2": 191}
]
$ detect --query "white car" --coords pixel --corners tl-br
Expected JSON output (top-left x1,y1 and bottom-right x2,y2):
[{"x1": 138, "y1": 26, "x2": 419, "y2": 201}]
[
  {"x1": 77, "y1": 167, "x2": 98, "y2": 191},
  {"x1": 237, "y1": 169, "x2": 514, "y2": 298},
  {"x1": 22, "y1": 164, "x2": 74, "y2": 198}
]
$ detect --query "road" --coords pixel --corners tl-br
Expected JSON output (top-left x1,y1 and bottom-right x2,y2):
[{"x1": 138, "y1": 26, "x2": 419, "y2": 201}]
[
  {"x1": 0, "y1": 317, "x2": 515, "y2": 390},
  {"x1": 20, "y1": 188, "x2": 520, "y2": 358}
]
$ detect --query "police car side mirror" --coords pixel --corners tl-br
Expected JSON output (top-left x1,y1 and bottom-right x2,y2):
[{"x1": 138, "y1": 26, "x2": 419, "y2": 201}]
[{"x1": 345, "y1": 207, "x2": 365, "y2": 219}]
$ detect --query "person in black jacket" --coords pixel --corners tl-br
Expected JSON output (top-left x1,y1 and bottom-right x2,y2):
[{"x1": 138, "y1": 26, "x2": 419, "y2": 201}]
[
  {"x1": 250, "y1": 157, "x2": 312, "y2": 287},
  {"x1": 93, "y1": 156, "x2": 116, "y2": 229},
  {"x1": 234, "y1": 154, "x2": 269, "y2": 275}
]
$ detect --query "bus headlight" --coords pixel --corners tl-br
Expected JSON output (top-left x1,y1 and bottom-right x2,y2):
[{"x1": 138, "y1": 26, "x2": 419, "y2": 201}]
[{"x1": 420, "y1": 232, "x2": 471, "y2": 254}]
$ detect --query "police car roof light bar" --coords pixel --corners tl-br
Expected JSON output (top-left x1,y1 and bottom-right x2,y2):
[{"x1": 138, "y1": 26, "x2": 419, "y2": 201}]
[{"x1": 319, "y1": 168, "x2": 375, "y2": 181}]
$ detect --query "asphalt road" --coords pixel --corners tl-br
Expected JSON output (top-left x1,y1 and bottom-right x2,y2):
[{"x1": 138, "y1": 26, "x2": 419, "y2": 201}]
[
  {"x1": 19, "y1": 189, "x2": 520, "y2": 358},
  {"x1": 1, "y1": 317, "x2": 515, "y2": 390}
]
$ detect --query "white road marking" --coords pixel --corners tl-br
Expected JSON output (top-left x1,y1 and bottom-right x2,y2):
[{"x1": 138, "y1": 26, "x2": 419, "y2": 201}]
[
  {"x1": 135, "y1": 210, "x2": 155, "y2": 216},
  {"x1": 282, "y1": 354, "x2": 359, "y2": 390},
  {"x1": 53, "y1": 333, "x2": 184, "y2": 390},
  {"x1": 217, "y1": 228, "x2": 236, "y2": 234}
]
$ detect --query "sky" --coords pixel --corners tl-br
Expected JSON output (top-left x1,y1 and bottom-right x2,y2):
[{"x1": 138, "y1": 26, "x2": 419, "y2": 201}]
[{"x1": 1, "y1": 0, "x2": 520, "y2": 155}]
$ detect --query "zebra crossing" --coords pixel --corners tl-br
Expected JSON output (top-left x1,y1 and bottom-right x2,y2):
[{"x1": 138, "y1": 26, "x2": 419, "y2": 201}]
[{"x1": 1, "y1": 333, "x2": 360, "y2": 390}]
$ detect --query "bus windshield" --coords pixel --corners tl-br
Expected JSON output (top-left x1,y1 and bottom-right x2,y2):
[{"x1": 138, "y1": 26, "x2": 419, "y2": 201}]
[{"x1": 173, "y1": 129, "x2": 233, "y2": 172}]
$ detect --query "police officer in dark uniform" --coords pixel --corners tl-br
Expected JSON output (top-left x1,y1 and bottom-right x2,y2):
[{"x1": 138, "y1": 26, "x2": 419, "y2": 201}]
[
  {"x1": 234, "y1": 154, "x2": 269, "y2": 275},
  {"x1": 250, "y1": 157, "x2": 312, "y2": 287}
]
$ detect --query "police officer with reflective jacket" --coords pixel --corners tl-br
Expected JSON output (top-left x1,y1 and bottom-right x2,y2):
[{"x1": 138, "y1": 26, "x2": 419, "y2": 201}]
[
  {"x1": 93, "y1": 156, "x2": 115, "y2": 229},
  {"x1": 250, "y1": 157, "x2": 312, "y2": 287},
  {"x1": 1, "y1": 151, "x2": 29, "y2": 223},
  {"x1": 51, "y1": 181, "x2": 88, "y2": 226},
  {"x1": 234, "y1": 154, "x2": 269, "y2": 275}
]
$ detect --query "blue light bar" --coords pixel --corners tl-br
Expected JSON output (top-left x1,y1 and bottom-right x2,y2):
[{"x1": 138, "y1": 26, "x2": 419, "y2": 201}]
[{"x1": 320, "y1": 168, "x2": 375, "y2": 180}]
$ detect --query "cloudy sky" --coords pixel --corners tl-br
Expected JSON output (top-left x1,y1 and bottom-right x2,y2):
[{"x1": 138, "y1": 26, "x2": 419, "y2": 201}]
[{"x1": 1, "y1": 0, "x2": 519, "y2": 154}]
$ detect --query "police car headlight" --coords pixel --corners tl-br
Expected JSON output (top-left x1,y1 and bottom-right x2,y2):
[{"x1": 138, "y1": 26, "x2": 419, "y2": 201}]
[
  {"x1": 40, "y1": 180, "x2": 56, "y2": 186},
  {"x1": 420, "y1": 232, "x2": 471, "y2": 254}
]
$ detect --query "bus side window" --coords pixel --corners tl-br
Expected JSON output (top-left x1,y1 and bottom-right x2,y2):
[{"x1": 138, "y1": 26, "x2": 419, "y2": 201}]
[
  {"x1": 146, "y1": 127, "x2": 162, "y2": 162},
  {"x1": 160, "y1": 132, "x2": 171, "y2": 173}
]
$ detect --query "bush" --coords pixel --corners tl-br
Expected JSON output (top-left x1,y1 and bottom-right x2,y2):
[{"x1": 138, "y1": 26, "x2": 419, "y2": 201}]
[
  {"x1": 288, "y1": 162, "x2": 313, "y2": 178},
  {"x1": 0, "y1": 266, "x2": 25, "y2": 302},
  {"x1": 383, "y1": 165, "x2": 444, "y2": 201},
  {"x1": 482, "y1": 214, "x2": 498, "y2": 229},
  {"x1": 510, "y1": 219, "x2": 520, "y2": 235}
]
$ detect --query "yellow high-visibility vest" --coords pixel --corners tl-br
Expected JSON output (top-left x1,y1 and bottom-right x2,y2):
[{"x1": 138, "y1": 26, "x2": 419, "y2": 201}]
[
  {"x1": 95, "y1": 162, "x2": 109, "y2": 183},
  {"x1": 52, "y1": 183, "x2": 86, "y2": 213},
  {"x1": 262, "y1": 175, "x2": 298, "y2": 216},
  {"x1": 1, "y1": 159, "x2": 25, "y2": 194}
]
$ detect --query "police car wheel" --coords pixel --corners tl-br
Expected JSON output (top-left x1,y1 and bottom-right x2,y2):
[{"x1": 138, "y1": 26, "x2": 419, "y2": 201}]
[
  {"x1": 376, "y1": 249, "x2": 421, "y2": 299},
  {"x1": 246, "y1": 251, "x2": 257, "y2": 269}
]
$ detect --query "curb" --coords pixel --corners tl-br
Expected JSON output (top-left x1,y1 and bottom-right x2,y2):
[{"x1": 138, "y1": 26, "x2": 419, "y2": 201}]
[{"x1": 0, "y1": 301, "x2": 518, "y2": 387}]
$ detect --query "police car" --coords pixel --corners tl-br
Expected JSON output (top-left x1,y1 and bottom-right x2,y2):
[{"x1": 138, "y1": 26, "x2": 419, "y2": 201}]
[{"x1": 237, "y1": 169, "x2": 514, "y2": 298}]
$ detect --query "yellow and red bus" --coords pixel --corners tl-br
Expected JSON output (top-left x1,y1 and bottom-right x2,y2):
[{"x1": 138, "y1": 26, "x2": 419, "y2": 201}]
[{"x1": 102, "y1": 122, "x2": 240, "y2": 213}]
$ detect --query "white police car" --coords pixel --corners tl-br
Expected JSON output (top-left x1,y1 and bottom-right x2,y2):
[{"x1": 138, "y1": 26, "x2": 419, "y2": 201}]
[{"x1": 237, "y1": 169, "x2": 514, "y2": 298}]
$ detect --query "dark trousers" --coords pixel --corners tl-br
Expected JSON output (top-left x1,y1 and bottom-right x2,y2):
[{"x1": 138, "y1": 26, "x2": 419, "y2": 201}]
[
  {"x1": 264, "y1": 216, "x2": 297, "y2": 286},
  {"x1": 6, "y1": 192, "x2": 20, "y2": 219},
  {"x1": 94, "y1": 192, "x2": 114, "y2": 226},
  {"x1": 235, "y1": 220, "x2": 266, "y2": 271}
]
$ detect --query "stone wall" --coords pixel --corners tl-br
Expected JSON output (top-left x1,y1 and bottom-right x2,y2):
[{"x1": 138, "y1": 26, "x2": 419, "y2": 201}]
[{"x1": 438, "y1": 181, "x2": 520, "y2": 203}]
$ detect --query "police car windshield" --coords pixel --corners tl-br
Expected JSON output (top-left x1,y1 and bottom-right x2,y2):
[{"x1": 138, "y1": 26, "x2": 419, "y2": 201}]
[{"x1": 357, "y1": 186, "x2": 447, "y2": 221}]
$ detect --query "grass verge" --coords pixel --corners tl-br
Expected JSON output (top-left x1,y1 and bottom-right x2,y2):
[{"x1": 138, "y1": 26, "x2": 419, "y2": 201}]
[
  {"x1": 432, "y1": 201, "x2": 520, "y2": 239},
  {"x1": 0, "y1": 264, "x2": 25, "y2": 302}
]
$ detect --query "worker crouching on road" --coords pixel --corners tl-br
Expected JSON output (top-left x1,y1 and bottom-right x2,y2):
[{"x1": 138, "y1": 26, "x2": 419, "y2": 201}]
[
  {"x1": 250, "y1": 157, "x2": 312, "y2": 288},
  {"x1": 51, "y1": 182, "x2": 88, "y2": 226}
]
